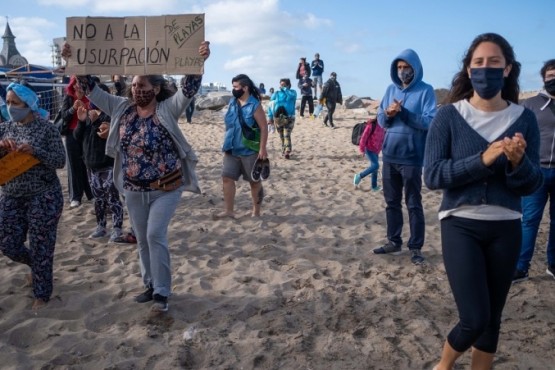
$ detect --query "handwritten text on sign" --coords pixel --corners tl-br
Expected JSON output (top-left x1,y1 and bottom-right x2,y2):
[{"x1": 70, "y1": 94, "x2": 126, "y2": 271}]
[{"x1": 65, "y1": 14, "x2": 205, "y2": 75}]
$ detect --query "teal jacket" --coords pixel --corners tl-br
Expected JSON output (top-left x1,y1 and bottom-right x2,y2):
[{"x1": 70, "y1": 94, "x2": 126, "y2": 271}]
[{"x1": 268, "y1": 87, "x2": 297, "y2": 119}]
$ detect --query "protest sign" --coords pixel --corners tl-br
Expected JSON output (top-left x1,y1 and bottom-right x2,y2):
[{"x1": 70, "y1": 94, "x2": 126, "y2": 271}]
[
  {"x1": 0, "y1": 152, "x2": 40, "y2": 185},
  {"x1": 65, "y1": 14, "x2": 205, "y2": 75}
]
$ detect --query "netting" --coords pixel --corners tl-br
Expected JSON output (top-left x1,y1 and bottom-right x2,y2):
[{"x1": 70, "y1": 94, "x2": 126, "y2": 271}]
[{"x1": 0, "y1": 82, "x2": 67, "y2": 121}]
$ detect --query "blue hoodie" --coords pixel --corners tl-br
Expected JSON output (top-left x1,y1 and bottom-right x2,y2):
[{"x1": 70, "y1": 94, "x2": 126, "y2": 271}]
[{"x1": 377, "y1": 49, "x2": 436, "y2": 166}]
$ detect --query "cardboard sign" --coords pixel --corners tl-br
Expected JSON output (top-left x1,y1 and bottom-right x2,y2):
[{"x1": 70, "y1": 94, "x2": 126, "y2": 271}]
[
  {"x1": 65, "y1": 14, "x2": 205, "y2": 75},
  {"x1": 0, "y1": 151, "x2": 40, "y2": 185}
]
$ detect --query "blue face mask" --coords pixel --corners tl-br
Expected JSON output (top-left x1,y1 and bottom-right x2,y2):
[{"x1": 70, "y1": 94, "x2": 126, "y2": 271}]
[
  {"x1": 470, "y1": 67, "x2": 505, "y2": 100},
  {"x1": 8, "y1": 106, "x2": 31, "y2": 122}
]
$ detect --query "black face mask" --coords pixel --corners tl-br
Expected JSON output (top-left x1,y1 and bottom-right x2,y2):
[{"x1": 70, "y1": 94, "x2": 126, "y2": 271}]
[
  {"x1": 232, "y1": 88, "x2": 245, "y2": 99},
  {"x1": 470, "y1": 67, "x2": 505, "y2": 100},
  {"x1": 544, "y1": 79, "x2": 555, "y2": 96}
]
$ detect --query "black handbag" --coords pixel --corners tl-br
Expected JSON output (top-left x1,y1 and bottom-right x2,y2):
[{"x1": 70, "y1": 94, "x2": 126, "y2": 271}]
[{"x1": 52, "y1": 110, "x2": 69, "y2": 135}]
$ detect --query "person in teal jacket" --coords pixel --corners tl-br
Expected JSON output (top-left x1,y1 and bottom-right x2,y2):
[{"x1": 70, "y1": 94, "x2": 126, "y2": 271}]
[
  {"x1": 268, "y1": 78, "x2": 297, "y2": 159},
  {"x1": 373, "y1": 48, "x2": 437, "y2": 265}
]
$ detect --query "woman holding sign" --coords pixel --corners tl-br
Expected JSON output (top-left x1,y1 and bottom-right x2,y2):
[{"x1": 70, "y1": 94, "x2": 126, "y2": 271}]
[
  {"x1": 63, "y1": 41, "x2": 210, "y2": 313},
  {"x1": 0, "y1": 82, "x2": 66, "y2": 310},
  {"x1": 212, "y1": 74, "x2": 269, "y2": 220}
]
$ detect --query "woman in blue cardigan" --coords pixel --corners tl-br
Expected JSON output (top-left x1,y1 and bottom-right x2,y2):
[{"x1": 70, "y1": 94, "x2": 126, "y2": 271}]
[{"x1": 424, "y1": 33, "x2": 543, "y2": 370}]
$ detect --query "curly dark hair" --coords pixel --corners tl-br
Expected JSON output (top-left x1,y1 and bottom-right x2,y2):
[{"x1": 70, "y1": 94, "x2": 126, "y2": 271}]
[
  {"x1": 125, "y1": 75, "x2": 176, "y2": 102},
  {"x1": 447, "y1": 33, "x2": 521, "y2": 104},
  {"x1": 231, "y1": 74, "x2": 261, "y2": 101}
]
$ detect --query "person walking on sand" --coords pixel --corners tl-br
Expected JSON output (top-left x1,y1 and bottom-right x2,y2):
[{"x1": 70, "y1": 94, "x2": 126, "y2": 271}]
[
  {"x1": 0, "y1": 82, "x2": 66, "y2": 310},
  {"x1": 424, "y1": 33, "x2": 542, "y2": 370},
  {"x1": 268, "y1": 78, "x2": 297, "y2": 159},
  {"x1": 62, "y1": 41, "x2": 211, "y2": 314},
  {"x1": 353, "y1": 117, "x2": 385, "y2": 191},
  {"x1": 319, "y1": 72, "x2": 342, "y2": 128},
  {"x1": 212, "y1": 74, "x2": 268, "y2": 219},
  {"x1": 373, "y1": 48, "x2": 436, "y2": 265}
]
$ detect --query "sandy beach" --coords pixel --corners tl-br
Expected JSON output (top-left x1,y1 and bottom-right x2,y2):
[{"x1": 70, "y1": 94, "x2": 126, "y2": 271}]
[{"x1": 1, "y1": 100, "x2": 554, "y2": 369}]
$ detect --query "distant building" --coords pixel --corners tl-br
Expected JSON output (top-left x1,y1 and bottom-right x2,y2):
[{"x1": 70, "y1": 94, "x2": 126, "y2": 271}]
[
  {"x1": 200, "y1": 82, "x2": 228, "y2": 95},
  {"x1": 0, "y1": 20, "x2": 28, "y2": 68}
]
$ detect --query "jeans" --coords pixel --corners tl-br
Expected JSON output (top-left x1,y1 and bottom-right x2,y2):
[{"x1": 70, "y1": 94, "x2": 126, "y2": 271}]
[
  {"x1": 382, "y1": 162, "x2": 424, "y2": 249},
  {"x1": 124, "y1": 187, "x2": 183, "y2": 297},
  {"x1": 517, "y1": 167, "x2": 555, "y2": 271},
  {"x1": 359, "y1": 149, "x2": 379, "y2": 189}
]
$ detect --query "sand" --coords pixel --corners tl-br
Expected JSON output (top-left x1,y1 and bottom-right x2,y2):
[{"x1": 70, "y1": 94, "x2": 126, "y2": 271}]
[{"x1": 1, "y1": 102, "x2": 554, "y2": 369}]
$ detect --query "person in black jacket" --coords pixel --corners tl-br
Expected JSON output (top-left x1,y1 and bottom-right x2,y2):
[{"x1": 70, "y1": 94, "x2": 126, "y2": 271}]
[
  {"x1": 73, "y1": 83, "x2": 124, "y2": 241},
  {"x1": 319, "y1": 72, "x2": 343, "y2": 128}
]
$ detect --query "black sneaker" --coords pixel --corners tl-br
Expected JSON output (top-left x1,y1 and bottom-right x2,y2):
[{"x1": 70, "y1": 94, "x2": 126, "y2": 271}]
[
  {"x1": 409, "y1": 249, "x2": 425, "y2": 265},
  {"x1": 512, "y1": 269, "x2": 529, "y2": 284},
  {"x1": 547, "y1": 265, "x2": 555, "y2": 280},
  {"x1": 151, "y1": 294, "x2": 169, "y2": 312},
  {"x1": 373, "y1": 241, "x2": 402, "y2": 255},
  {"x1": 135, "y1": 287, "x2": 154, "y2": 303},
  {"x1": 251, "y1": 159, "x2": 263, "y2": 182}
]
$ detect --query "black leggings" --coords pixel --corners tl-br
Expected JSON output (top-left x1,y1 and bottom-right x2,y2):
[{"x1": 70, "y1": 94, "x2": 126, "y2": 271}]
[{"x1": 441, "y1": 216, "x2": 521, "y2": 353}]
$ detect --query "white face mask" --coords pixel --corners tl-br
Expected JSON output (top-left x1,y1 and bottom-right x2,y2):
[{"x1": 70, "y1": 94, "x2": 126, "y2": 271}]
[{"x1": 8, "y1": 106, "x2": 31, "y2": 122}]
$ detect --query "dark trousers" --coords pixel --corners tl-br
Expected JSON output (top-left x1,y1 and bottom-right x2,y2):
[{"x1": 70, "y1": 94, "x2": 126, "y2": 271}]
[
  {"x1": 300, "y1": 96, "x2": 314, "y2": 116},
  {"x1": 65, "y1": 130, "x2": 92, "y2": 202},
  {"x1": 382, "y1": 162, "x2": 424, "y2": 249},
  {"x1": 323, "y1": 101, "x2": 336, "y2": 126},
  {"x1": 185, "y1": 102, "x2": 195, "y2": 123},
  {"x1": 441, "y1": 216, "x2": 521, "y2": 353}
]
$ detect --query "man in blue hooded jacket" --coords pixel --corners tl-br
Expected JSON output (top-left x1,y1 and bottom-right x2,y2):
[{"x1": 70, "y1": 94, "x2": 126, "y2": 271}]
[{"x1": 373, "y1": 49, "x2": 436, "y2": 265}]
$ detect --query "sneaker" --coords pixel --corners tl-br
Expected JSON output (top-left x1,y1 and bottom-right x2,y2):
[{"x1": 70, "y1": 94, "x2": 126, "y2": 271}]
[
  {"x1": 69, "y1": 200, "x2": 81, "y2": 209},
  {"x1": 372, "y1": 186, "x2": 382, "y2": 192},
  {"x1": 410, "y1": 249, "x2": 425, "y2": 265},
  {"x1": 151, "y1": 294, "x2": 169, "y2": 312},
  {"x1": 512, "y1": 269, "x2": 529, "y2": 284},
  {"x1": 260, "y1": 159, "x2": 271, "y2": 181},
  {"x1": 373, "y1": 241, "x2": 402, "y2": 255},
  {"x1": 89, "y1": 226, "x2": 107, "y2": 239},
  {"x1": 546, "y1": 265, "x2": 555, "y2": 279},
  {"x1": 109, "y1": 228, "x2": 123, "y2": 242},
  {"x1": 135, "y1": 287, "x2": 154, "y2": 303},
  {"x1": 353, "y1": 173, "x2": 362, "y2": 188},
  {"x1": 251, "y1": 159, "x2": 263, "y2": 182}
]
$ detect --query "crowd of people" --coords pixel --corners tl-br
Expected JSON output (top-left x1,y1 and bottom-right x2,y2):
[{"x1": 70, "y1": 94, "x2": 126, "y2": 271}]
[{"x1": 1, "y1": 32, "x2": 554, "y2": 369}]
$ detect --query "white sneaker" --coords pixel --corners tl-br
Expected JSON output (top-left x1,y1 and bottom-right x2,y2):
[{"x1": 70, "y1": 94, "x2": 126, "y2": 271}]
[
  {"x1": 69, "y1": 200, "x2": 81, "y2": 209},
  {"x1": 90, "y1": 226, "x2": 107, "y2": 238},
  {"x1": 109, "y1": 228, "x2": 123, "y2": 242}
]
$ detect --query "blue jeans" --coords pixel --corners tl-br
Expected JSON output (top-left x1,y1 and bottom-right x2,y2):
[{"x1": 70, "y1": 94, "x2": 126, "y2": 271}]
[
  {"x1": 124, "y1": 187, "x2": 183, "y2": 297},
  {"x1": 359, "y1": 149, "x2": 379, "y2": 189},
  {"x1": 517, "y1": 167, "x2": 555, "y2": 271},
  {"x1": 382, "y1": 162, "x2": 425, "y2": 249}
]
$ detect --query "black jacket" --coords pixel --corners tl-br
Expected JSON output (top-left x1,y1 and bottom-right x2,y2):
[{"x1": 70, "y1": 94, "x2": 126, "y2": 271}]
[
  {"x1": 73, "y1": 111, "x2": 113, "y2": 170},
  {"x1": 320, "y1": 78, "x2": 343, "y2": 104}
]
